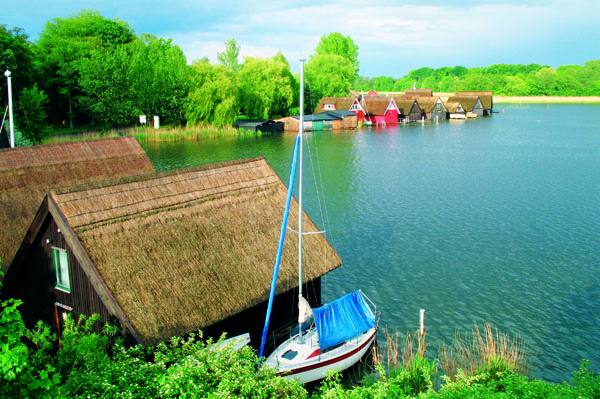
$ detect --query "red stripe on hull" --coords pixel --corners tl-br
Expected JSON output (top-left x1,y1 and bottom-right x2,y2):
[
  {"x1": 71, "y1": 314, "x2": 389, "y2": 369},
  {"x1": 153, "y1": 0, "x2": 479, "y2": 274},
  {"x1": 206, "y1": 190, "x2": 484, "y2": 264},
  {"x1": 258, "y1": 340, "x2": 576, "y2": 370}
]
[{"x1": 279, "y1": 329, "x2": 377, "y2": 377}]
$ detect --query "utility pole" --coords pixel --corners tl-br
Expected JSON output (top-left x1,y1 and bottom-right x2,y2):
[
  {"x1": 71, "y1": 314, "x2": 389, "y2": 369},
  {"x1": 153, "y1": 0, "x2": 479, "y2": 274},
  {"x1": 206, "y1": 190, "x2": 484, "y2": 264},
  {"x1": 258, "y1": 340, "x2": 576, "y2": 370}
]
[{"x1": 4, "y1": 70, "x2": 14, "y2": 148}]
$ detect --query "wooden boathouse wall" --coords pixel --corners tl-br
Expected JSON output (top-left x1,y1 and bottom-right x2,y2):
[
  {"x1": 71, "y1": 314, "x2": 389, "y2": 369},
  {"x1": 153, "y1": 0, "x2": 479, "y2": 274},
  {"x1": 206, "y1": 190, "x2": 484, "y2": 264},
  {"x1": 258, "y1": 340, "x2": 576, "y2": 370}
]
[{"x1": 7, "y1": 204, "x2": 115, "y2": 339}]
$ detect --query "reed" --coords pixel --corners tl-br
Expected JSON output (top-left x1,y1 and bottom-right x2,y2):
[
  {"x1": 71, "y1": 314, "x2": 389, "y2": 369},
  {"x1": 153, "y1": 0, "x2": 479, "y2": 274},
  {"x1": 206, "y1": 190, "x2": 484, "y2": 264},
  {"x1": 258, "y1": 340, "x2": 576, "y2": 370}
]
[
  {"x1": 438, "y1": 321, "x2": 530, "y2": 382},
  {"x1": 43, "y1": 124, "x2": 263, "y2": 145},
  {"x1": 371, "y1": 328, "x2": 436, "y2": 395}
]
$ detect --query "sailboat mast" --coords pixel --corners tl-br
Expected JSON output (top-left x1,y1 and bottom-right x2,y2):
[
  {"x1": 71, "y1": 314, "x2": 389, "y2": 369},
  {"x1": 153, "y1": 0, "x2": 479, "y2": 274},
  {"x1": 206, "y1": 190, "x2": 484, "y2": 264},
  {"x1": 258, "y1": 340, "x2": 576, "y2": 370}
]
[{"x1": 298, "y1": 59, "x2": 305, "y2": 337}]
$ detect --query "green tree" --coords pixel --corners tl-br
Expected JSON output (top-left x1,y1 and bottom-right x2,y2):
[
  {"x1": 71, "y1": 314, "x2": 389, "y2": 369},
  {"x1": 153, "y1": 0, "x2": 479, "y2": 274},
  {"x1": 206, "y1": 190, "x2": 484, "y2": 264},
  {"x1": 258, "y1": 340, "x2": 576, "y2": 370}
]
[
  {"x1": 77, "y1": 45, "x2": 135, "y2": 128},
  {"x1": 217, "y1": 38, "x2": 240, "y2": 72},
  {"x1": 0, "y1": 25, "x2": 34, "y2": 96},
  {"x1": 239, "y1": 56, "x2": 295, "y2": 119},
  {"x1": 34, "y1": 10, "x2": 135, "y2": 127},
  {"x1": 312, "y1": 32, "x2": 359, "y2": 78},
  {"x1": 186, "y1": 61, "x2": 240, "y2": 127},
  {"x1": 305, "y1": 54, "x2": 355, "y2": 100},
  {"x1": 15, "y1": 83, "x2": 52, "y2": 142},
  {"x1": 128, "y1": 34, "x2": 190, "y2": 125}
]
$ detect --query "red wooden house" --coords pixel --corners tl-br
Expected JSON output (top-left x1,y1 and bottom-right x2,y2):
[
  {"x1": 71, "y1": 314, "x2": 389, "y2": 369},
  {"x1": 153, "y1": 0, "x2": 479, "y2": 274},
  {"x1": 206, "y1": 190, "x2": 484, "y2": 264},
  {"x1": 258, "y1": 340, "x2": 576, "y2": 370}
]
[{"x1": 362, "y1": 97, "x2": 399, "y2": 125}]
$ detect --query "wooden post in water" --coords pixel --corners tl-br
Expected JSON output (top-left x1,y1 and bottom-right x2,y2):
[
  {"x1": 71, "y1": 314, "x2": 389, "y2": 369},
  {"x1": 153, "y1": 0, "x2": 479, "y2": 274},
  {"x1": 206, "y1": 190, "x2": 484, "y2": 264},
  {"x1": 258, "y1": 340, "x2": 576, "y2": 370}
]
[{"x1": 419, "y1": 309, "x2": 426, "y2": 335}]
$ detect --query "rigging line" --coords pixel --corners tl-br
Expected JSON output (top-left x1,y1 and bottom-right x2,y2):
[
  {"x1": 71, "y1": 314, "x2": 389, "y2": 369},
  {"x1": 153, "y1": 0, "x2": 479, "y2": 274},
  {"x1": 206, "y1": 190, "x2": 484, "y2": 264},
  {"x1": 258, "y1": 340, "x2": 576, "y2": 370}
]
[
  {"x1": 306, "y1": 124, "x2": 340, "y2": 302},
  {"x1": 0, "y1": 105, "x2": 8, "y2": 134},
  {"x1": 287, "y1": 226, "x2": 325, "y2": 235}
]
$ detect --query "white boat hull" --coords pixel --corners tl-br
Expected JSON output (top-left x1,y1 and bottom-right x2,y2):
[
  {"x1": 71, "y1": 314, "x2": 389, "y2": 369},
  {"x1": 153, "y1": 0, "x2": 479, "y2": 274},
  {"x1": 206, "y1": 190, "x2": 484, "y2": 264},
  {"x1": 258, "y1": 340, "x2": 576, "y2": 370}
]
[{"x1": 265, "y1": 326, "x2": 377, "y2": 384}]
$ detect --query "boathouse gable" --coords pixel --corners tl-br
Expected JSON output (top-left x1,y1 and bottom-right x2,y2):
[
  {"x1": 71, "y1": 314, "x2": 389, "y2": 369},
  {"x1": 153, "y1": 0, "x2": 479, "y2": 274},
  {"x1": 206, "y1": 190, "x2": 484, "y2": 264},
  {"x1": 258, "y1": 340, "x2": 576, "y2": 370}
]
[
  {"x1": 0, "y1": 137, "x2": 155, "y2": 274},
  {"x1": 394, "y1": 98, "x2": 423, "y2": 122},
  {"x1": 457, "y1": 91, "x2": 493, "y2": 115},
  {"x1": 415, "y1": 97, "x2": 448, "y2": 121},
  {"x1": 447, "y1": 96, "x2": 484, "y2": 117},
  {"x1": 2, "y1": 157, "x2": 342, "y2": 347}
]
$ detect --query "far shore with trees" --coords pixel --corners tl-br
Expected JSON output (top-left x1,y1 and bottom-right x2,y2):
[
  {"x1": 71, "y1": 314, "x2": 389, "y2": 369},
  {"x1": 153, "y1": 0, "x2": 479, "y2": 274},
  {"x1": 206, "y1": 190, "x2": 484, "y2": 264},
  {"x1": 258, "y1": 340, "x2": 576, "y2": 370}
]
[{"x1": 1, "y1": 11, "x2": 599, "y2": 145}]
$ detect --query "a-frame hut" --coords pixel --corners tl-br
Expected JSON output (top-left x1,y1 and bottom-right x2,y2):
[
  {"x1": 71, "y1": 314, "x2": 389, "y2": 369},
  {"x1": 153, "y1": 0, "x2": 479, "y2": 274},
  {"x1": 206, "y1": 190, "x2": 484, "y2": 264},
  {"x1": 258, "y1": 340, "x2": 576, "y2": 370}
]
[
  {"x1": 2, "y1": 157, "x2": 342, "y2": 347},
  {"x1": 446, "y1": 96, "x2": 484, "y2": 117},
  {"x1": 457, "y1": 91, "x2": 493, "y2": 115},
  {"x1": 393, "y1": 98, "x2": 423, "y2": 122},
  {"x1": 415, "y1": 97, "x2": 448, "y2": 121},
  {"x1": 0, "y1": 137, "x2": 155, "y2": 273}
]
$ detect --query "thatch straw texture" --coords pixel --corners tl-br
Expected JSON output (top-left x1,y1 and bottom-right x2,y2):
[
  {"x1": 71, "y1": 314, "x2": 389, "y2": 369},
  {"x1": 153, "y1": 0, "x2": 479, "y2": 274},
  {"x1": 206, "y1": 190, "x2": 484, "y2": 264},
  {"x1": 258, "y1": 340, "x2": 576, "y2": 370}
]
[
  {"x1": 446, "y1": 96, "x2": 480, "y2": 112},
  {"x1": 415, "y1": 97, "x2": 446, "y2": 113},
  {"x1": 0, "y1": 137, "x2": 154, "y2": 270},
  {"x1": 314, "y1": 97, "x2": 357, "y2": 113},
  {"x1": 458, "y1": 91, "x2": 493, "y2": 109},
  {"x1": 364, "y1": 97, "x2": 394, "y2": 115},
  {"x1": 405, "y1": 88, "x2": 433, "y2": 97},
  {"x1": 444, "y1": 102, "x2": 462, "y2": 113},
  {"x1": 393, "y1": 99, "x2": 418, "y2": 115},
  {"x1": 50, "y1": 157, "x2": 341, "y2": 346}
]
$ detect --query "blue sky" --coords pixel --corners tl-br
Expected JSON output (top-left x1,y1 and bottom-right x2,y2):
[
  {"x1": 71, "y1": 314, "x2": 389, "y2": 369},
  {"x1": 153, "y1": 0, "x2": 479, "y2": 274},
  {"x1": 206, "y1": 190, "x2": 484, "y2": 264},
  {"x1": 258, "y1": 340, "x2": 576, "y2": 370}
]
[{"x1": 5, "y1": 0, "x2": 600, "y2": 77}]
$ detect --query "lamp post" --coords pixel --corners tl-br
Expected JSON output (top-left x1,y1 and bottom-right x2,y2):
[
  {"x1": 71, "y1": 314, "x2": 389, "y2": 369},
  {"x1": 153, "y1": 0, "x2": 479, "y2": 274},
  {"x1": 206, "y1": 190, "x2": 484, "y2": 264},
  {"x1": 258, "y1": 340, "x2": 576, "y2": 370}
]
[{"x1": 4, "y1": 70, "x2": 14, "y2": 148}]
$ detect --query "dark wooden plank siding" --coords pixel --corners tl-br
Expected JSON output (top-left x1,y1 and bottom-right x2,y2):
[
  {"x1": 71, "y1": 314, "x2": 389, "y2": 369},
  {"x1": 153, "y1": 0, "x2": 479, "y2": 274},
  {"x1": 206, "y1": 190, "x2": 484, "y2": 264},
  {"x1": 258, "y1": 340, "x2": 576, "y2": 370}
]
[{"x1": 12, "y1": 216, "x2": 112, "y2": 333}]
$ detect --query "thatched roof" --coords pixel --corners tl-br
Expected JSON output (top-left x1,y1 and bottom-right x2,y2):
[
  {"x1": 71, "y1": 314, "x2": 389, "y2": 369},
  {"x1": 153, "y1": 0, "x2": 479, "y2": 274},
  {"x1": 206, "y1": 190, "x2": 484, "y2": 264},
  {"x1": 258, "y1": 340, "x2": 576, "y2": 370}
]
[
  {"x1": 363, "y1": 97, "x2": 394, "y2": 115},
  {"x1": 314, "y1": 97, "x2": 357, "y2": 114},
  {"x1": 365, "y1": 89, "x2": 380, "y2": 97},
  {"x1": 392, "y1": 98, "x2": 420, "y2": 115},
  {"x1": 444, "y1": 101, "x2": 462, "y2": 113},
  {"x1": 405, "y1": 88, "x2": 433, "y2": 97},
  {"x1": 446, "y1": 96, "x2": 481, "y2": 112},
  {"x1": 0, "y1": 136, "x2": 154, "y2": 270},
  {"x1": 44, "y1": 157, "x2": 341, "y2": 346},
  {"x1": 457, "y1": 91, "x2": 493, "y2": 109},
  {"x1": 414, "y1": 97, "x2": 443, "y2": 113}
]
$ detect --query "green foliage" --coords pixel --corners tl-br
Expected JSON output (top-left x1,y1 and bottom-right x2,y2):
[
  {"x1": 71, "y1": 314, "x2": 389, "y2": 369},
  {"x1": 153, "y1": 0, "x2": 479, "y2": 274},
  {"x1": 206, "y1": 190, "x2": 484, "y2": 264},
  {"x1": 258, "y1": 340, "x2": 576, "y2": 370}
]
[
  {"x1": 186, "y1": 61, "x2": 240, "y2": 127},
  {"x1": 306, "y1": 54, "x2": 355, "y2": 100},
  {"x1": 34, "y1": 10, "x2": 136, "y2": 125},
  {"x1": 356, "y1": 61, "x2": 600, "y2": 96},
  {"x1": 16, "y1": 83, "x2": 53, "y2": 142},
  {"x1": 0, "y1": 296, "x2": 28, "y2": 382},
  {"x1": 217, "y1": 37, "x2": 241, "y2": 72},
  {"x1": 312, "y1": 32, "x2": 359, "y2": 79},
  {"x1": 0, "y1": 24, "x2": 34, "y2": 93},
  {"x1": 239, "y1": 55, "x2": 295, "y2": 119}
]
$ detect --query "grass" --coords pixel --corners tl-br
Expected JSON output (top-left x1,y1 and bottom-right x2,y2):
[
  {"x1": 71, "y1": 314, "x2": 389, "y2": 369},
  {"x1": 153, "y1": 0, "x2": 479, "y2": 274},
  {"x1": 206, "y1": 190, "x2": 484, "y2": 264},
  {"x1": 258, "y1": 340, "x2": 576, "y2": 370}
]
[
  {"x1": 42, "y1": 124, "x2": 266, "y2": 145},
  {"x1": 438, "y1": 321, "x2": 530, "y2": 382}
]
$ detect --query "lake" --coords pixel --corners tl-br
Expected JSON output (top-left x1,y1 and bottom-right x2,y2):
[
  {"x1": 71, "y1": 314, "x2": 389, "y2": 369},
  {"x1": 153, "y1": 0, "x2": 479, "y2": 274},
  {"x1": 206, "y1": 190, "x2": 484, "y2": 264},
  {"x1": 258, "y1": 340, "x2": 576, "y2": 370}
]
[{"x1": 141, "y1": 103, "x2": 600, "y2": 383}]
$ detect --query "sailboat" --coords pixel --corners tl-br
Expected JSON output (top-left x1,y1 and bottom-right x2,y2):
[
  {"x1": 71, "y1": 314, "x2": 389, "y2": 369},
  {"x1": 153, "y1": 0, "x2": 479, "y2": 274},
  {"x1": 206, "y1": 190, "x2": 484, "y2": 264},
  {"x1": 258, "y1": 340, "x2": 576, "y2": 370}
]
[{"x1": 259, "y1": 60, "x2": 379, "y2": 384}]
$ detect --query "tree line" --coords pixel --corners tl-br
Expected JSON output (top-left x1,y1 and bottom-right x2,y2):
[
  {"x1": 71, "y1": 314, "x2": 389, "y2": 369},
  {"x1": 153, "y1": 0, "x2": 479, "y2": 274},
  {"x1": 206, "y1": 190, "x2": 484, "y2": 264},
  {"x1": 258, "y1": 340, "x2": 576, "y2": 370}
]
[
  {"x1": 1, "y1": 10, "x2": 599, "y2": 144},
  {"x1": 0, "y1": 11, "x2": 358, "y2": 143},
  {"x1": 356, "y1": 62, "x2": 600, "y2": 96}
]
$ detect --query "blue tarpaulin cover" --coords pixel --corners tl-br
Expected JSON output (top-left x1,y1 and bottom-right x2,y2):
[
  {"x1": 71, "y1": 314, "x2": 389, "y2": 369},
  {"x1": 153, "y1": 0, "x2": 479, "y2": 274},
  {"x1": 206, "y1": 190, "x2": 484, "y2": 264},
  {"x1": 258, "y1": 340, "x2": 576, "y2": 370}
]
[{"x1": 313, "y1": 291, "x2": 376, "y2": 351}]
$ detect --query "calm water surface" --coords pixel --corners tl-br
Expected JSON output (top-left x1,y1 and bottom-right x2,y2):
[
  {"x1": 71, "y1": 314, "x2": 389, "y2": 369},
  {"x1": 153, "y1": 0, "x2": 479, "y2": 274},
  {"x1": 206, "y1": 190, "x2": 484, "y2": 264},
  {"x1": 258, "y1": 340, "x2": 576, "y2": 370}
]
[{"x1": 142, "y1": 103, "x2": 600, "y2": 382}]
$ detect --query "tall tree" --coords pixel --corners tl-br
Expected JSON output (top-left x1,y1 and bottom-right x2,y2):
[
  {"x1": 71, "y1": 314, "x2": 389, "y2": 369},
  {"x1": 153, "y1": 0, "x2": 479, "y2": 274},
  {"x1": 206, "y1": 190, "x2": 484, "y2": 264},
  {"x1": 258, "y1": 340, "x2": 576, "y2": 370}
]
[
  {"x1": 217, "y1": 38, "x2": 240, "y2": 72},
  {"x1": 77, "y1": 45, "x2": 134, "y2": 128},
  {"x1": 15, "y1": 84, "x2": 52, "y2": 142},
  {"x1": 312, "y1": 32, "x2": 359, "y2": 78},
  {"x1": 0, "y1": 25, "x2": 34, "y2": 96},
  {"x1": 186, "y1": 61, "x2": 240, "y2": 127},
  {"x1": 239, "y1": 56, "x2": 295, "y2": 119},
  {"x1": 34, "y1": 10, "x2": 135, "y2": 127},
  {"x1": 305, "y1": 54, "x2": 355, "y2": 101},
  {"x1": 128, "y1": 34, "x2": 190, "y2": 125}
]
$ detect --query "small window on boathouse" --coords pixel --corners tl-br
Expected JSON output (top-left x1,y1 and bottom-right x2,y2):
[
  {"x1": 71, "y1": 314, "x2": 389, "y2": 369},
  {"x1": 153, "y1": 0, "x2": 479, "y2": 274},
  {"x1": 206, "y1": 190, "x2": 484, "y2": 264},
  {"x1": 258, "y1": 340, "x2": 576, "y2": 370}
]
[{"x1": 52, "y1": 248, "x2": 71, "y2": 293}]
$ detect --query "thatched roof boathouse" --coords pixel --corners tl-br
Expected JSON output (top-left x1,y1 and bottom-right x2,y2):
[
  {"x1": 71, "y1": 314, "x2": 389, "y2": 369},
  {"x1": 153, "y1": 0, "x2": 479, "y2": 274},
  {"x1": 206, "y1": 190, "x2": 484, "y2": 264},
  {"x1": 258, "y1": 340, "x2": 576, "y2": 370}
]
[
  {"x1": 0, "y1": 136, "x2": 155, "y2": 271},
  {"x1": 2, "y1": 157, "x2": 341, "y2": 346}
]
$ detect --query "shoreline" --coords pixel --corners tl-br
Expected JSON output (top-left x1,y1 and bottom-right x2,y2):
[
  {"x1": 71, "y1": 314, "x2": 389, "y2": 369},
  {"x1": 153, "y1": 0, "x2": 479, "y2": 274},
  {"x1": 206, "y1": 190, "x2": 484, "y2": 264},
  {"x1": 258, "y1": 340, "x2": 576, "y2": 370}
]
[{"x1": 493, "y1": 96, "x2": 600, "y2": 104}]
